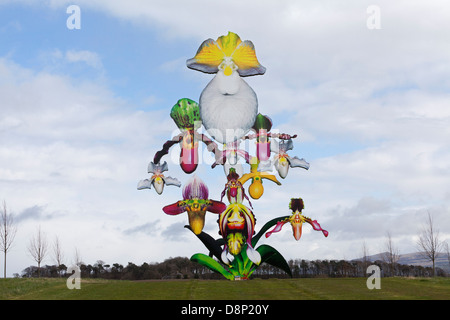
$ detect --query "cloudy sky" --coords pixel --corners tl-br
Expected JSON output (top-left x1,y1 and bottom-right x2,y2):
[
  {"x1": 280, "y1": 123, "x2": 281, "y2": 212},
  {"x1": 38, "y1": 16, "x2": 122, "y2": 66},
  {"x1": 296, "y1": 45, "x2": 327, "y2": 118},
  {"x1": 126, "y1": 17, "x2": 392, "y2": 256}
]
[{"x1": 1, "y1": 0, "x2": 449, "y2": 277}]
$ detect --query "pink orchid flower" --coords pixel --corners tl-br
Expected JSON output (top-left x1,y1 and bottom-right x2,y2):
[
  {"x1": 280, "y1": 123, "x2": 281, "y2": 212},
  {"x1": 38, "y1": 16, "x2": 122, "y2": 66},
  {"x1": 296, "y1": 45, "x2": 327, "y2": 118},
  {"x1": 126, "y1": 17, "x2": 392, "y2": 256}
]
[{"x1": 266, "y1": 198, "x2": 328, "y2": 240}]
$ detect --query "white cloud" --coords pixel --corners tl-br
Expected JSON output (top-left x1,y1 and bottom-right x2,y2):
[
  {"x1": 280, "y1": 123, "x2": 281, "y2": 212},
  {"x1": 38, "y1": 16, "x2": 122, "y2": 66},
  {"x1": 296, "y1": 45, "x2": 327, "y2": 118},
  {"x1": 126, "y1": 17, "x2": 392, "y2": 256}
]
[
  {"x1": 65, "y1": 50, "x2": 103, "y2": 69},
  {"x1": 0, "y1": 56, "x2": 176, "y2": 275}
]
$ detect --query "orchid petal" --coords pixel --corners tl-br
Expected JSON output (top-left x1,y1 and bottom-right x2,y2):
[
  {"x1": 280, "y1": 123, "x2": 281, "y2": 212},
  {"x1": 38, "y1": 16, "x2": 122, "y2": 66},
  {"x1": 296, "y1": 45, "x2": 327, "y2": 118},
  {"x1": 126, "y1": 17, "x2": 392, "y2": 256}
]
[
  {"x1": 180, "y1": 143, "x2": 198, "y2": 174},
  {"x1": 279, "y1": 139, "x2": 294, "y2": 152},
  {"x1": 147, "y1": 161, "x2": 168, "y2": 174},
  {"x1": 305, "y1": 218, "x2": 329, "y2": 237},
  {"x1": 260, "y1": 172, "x2": 282, "y2": 185},
  {"x1": 221, "y1": 247, "x2": 234, "y2": 265},
  {"x1": 137, "y1": 179, "x2": 152, "y2": 190},
  {"x1": 242, "y1": 205, "x2": 255, "y2": 241},
  {"x1": 147, "y1": 162, "x2": 157, "y2": 174},
  {"x1": 153, "y1": 177, "x2": 165, "y2": 195},
  {"x1": 265, "y1": 220, "x2": 288, "y2": 238},
  {"x1": 187, "y1": 210, "x2": 206, "y2": 235},
  {"x1": 162, "y1": 201, "x2": 186, "y2": 215},
  {"x1": 186, "y1": 32, "x2": 265, "y2": 77},
  {"x1": 287, "y1": 156, "x2": 310, "y2": 170},
  {"x1": 206, "y1": 200, "x2": 227, "y2": 214},
  {"x1": 231, "y1": 38, "x2": 266, "y2": 77},
  {"x1": 246, "y1": 245, "x2": 261, "y2": 265},
  {"x1": 238, "y1": 172, "x2": 253, "y2": 184},
  {"x1": 163, "y1": 176, "x2": 182, "y2": 187},
  {"x1": 291, "y1": 221, "x2": 303, "y2": 241},
  {"x1": 182, "y1": 174, "x2": 209, "y2": 200},
  {"x1": 275, "y1": 157, "x2": 290, "y2": 179}
]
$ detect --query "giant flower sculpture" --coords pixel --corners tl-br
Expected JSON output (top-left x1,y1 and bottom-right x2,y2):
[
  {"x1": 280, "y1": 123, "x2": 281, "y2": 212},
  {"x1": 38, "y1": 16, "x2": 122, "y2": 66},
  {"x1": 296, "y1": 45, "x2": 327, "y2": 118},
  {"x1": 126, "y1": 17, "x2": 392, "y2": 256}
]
[
  {"x1": 218, "y1": 169, "x2": 260, "y2": 265},
  {"x1": 163, "y1": 175, "x2": 226, "y2": 235},
  {"x1": 265, "y1": 198, "x2": 329, "y2": 240},
  {"x1": 152, "y1": 98, "x2": 202, "y2": 174},
  {"x1": 273, "y1": 139, "x2": 310, "y2": 179},
  {"x1": 137, "y1": 161, "x2": 181, "y2": 195},
  {"x1": 238, "y1": 157, "x2": 281, "y2": 200},
  {"x1": 139, "y1": 31, "x2": 328, "y2": 281},
  {"x1": 187, "y1": 31, "x2": 265, "y2": 145}
]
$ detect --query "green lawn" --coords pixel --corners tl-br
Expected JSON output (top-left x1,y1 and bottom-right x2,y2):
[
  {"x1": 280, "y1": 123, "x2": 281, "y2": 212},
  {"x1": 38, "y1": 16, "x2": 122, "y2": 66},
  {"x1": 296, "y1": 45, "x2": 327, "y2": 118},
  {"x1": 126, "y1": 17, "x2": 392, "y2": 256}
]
[{"x1": 1, "y1": 277, "x2": 449, "y2": 300}]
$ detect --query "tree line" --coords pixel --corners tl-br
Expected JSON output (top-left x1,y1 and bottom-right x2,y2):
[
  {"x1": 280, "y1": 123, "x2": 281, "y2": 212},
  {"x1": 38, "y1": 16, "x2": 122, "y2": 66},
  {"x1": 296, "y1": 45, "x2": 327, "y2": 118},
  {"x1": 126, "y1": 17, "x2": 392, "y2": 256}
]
[
  {"x1": 18, "y1": 255, "x2": 446, "y2": 279},
  {"x1": 2, "y1": 200, "x2": 449, "y2": 279}
]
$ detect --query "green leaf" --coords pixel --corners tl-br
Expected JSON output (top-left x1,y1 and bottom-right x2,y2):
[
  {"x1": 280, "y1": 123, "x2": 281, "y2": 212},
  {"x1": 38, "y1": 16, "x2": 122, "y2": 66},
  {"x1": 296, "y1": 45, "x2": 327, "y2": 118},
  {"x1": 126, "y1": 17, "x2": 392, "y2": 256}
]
[
  {"x1": 230, "y1": 253, "x2": 244, "y2": 275},
  {"x1": 257, "y1": 244, "x2": 292, "y2": 277},
  {"x1": 190, "y1": 253, "x2": 234, "y2": 280},
  {"x1": 252, "y1": 216, "x2": 290, "y2": 247}
]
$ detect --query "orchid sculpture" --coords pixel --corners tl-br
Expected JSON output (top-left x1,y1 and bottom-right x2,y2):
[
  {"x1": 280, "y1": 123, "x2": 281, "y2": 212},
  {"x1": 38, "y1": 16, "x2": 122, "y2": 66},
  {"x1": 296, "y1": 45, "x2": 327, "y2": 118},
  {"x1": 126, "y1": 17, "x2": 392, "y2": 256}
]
[
  {"x1": 248, "y1": 114, "x2": 273, "y2": 162},
  {"x1": 186, "y1": 31, "x2": 265, "y2": 145},
  {"x1": 220, "y1": 167, "x2": 252, "y2": 208},
  {"x1": 153, "y1": 98, "x2": 207, "y2": 174},
  {"x1": 139, "y1": 31, "x2": 328, "y2": 280},
  {"x1": 137, "y1": 161, "x2": 181, "y2": 195},
  {"x1": 244, "y1": 113, "x2": 299, "y2": 172},
  {"x1": 217, "y1": 168, "x2": 260, "y2": 265},
  {"x1": 238, "y1": 157, "x2": 281, "y2": 200},
  {"x1": 163, "y1": 175, "x2": 226, "y2": 235},
  {"x1": 187, "y1": 216, "x2": 292, "y2": 280},
  {"x1": 218, "y1": 202, "x2": 259, "y2": 265},
  {"x1": 273, "y1": 139, "x2": 310, "y2": 179},
  {"x1": 265, "y1": 198, "x2": 329, "y2": 240},
  {"x1": 213, "y1": 139, "x2": 250, "y2": 177}
]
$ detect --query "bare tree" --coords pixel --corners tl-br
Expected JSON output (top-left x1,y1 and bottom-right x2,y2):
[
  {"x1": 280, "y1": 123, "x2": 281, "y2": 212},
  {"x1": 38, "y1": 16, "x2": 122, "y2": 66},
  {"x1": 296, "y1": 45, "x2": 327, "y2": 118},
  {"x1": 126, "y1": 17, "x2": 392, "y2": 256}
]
[
  {"x1": 382, "y1": 231, "x2": 400, "y2": 276},
  {"x1": 0, "y1": 201, "x2": 17, "y2": 278},
  {"x1": 27, "y1": 226, "x2": 48, "y2": 277},
  {"x1": 361, "y1": 240, "x2": 370, "y2": 272},
  {"x1": 445, "y1": 241, "x2": 450, "y2": 273},
  {"x1": 52, "y1": 236, "x2": 64, "y2": 276},
  {"x1": 73, "y1": 247, "x2": 82, "y2": 267},
  {"x1": 416, "y1": 211, "x2": 443, "y2": 276}
]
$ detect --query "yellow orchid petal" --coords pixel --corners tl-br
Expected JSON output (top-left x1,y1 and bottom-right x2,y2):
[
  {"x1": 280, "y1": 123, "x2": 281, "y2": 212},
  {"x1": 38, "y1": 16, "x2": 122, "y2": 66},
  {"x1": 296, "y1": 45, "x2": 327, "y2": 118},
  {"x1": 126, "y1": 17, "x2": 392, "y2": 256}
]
[
  {"x1": 216, "y1": 31, "x2": 242, "y2": 57},
  {"x1": 232, "y1": 40, "x2": 265, "y2": 76},
  {"x1": 187, "y1": 209, "x2": 206, "y2": 235},
  {"x1": 186, "y1": 38, "x2": 225, "y2": 73},
  {"x1": 238, "y1": 172, "x2": 254, "y2": 185},
  {"x1": 187, "y1": 31, "x2": 266, "y2": 76},
  {"x1": 260, "y1": 172, "x2": 282, "y2": 185}
]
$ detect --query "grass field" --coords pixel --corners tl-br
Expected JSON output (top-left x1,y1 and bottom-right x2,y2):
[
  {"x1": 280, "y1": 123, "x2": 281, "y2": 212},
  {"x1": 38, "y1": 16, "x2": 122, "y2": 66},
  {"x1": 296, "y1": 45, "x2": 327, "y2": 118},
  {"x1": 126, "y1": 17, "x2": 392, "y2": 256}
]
[{"x1": 1, "y1": 277, "x2": 449, "y2": 300}]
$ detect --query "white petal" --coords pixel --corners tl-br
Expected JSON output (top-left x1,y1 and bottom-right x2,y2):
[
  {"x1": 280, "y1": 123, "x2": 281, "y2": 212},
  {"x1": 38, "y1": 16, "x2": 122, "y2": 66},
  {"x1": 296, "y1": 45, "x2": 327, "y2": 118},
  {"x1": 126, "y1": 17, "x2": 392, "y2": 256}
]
[
  {"x1": 221, "y1": 249, "x2": 234, "y2": 265},
  {"x1": 153, "y1": 180, "x2": 164, "y2": 195},
  {"x1": 246, "y1": 246, "x2": 261, "y2": 265},
  {"x1": 137, "y1": 179, "x2": 152, "y2": 190},
  {"x1": 164, "y1": 176, "x2": 182, "y2": 187},
  {"x1": 275, "y1": 160, "x2": 289, "y2": 179},
  {"x1": 288, "y1": 156, "x2": 310, "y2": 170}
]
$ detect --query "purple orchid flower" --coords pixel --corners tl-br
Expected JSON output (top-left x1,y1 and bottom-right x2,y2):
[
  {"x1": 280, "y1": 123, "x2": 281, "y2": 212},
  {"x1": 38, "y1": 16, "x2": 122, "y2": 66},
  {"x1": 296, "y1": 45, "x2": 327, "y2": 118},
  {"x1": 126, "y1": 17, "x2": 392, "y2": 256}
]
[{"x1": 163, "y1": 175, "x2": 226, "y2": 235}]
